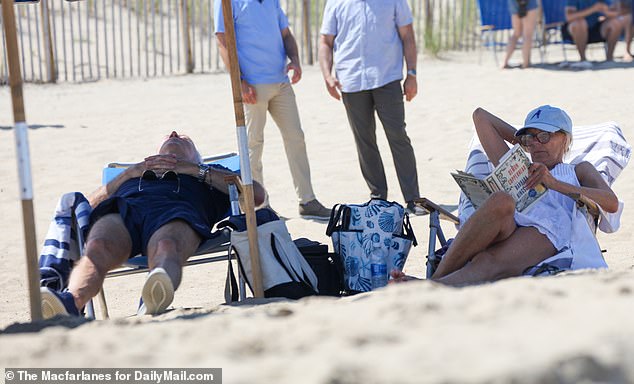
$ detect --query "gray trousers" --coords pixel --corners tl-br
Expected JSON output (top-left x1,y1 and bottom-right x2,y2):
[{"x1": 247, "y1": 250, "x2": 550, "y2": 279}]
[{"x1": 341, "y1": 80, "x2": 420, "y2": 202}]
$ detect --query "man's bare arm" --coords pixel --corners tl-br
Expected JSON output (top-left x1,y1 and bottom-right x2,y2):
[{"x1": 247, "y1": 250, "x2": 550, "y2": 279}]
[
  {"x1": 318, "y1": 34, "x2": 342, "y2": 100},
  {"x1": 215, "y1": 32, "x2": 231, "y2": 70},
  {"x1": 281, "y1": 27, "x2": 302, "y2": 83},
  {"x1": 565, "y1": 3, "x2": 607, "y2": 22},
  {"x1": 398, "y1": 23, "x2": 418, "y2": 101}
]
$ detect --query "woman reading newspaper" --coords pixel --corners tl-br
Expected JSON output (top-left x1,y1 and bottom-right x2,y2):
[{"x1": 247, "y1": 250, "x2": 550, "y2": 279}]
[{"x1": 395, "y1": 105, "x2": 618, "y2": 286}]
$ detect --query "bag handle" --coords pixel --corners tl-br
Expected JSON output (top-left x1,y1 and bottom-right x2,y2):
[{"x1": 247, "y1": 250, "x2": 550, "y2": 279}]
[
  {"x1": 325, "y1": 204, "x2": 346, "y2": 236},
  {"x1": 402, "y1": 213, "x2": 418, "y2": 246},
  {"x1": 224, "y1": 245, "x2": 240, "y2": 303}
]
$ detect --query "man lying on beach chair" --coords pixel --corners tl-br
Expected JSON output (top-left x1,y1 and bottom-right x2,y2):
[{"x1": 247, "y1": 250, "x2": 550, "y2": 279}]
[
  {"x1": 40, "y1": 131, "x2": 265, "y2": 318},
  {"x1": 396, "y1": 105, "x2": 622, "y2": 286}
]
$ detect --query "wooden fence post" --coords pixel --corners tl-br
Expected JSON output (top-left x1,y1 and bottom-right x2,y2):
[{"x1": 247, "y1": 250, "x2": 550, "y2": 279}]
[
  {"x1": 41, "y1": 0, "x2": 56, "y2": 83},
  {"x1": 301, "y1": 0, "x2": 312, "y2": 65},
  {"x1": 181, "y1": 0, "x2": 193, "y2": 73}
]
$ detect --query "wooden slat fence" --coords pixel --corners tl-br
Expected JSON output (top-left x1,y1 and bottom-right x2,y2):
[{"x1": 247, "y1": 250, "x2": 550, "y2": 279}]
[{"x1": 2, "y1": 0, "x2": 495, "y2": 85}]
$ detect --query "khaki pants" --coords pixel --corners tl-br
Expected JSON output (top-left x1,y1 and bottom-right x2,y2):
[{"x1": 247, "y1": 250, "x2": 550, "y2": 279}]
[{"x1": 244, "y1": 82, "x2": 315, "y2": 205}]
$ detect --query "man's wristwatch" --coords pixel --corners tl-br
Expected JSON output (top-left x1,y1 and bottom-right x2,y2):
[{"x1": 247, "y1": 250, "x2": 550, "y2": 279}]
[
  {"x1": 406, "y1": 69, "x2": 417, "y2": 77},
  {"x1": 197, "y1": 164, "x2": 210, "y2": 183}
]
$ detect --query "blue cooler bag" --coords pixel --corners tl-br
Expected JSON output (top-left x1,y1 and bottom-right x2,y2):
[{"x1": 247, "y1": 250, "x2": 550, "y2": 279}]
[{"x1": 325, "y1": 199, "x2": 417, "y2": 292}]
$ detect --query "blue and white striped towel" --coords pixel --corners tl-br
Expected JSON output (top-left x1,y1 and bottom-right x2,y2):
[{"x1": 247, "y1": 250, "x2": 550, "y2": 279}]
[{"x1": 39, "y1": 192, "x2": 92, "y2": 291}]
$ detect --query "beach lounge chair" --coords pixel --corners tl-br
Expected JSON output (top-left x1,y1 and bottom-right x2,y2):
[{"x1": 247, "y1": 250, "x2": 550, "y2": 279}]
[
  {"x1": 85, "y1": 152, "x2": 246, "y2": 319},
  {"x1": 415, "y1": 121, "x2": 630, "y2": 278}
]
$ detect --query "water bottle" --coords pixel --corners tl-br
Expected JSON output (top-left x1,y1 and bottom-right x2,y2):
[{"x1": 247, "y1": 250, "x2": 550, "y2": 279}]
[{"x1": 370, "y1": 243, "x2": 388, "y2": 289}]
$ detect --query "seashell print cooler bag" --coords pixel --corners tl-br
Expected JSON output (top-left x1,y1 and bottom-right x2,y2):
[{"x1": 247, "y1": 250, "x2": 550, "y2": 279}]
[{"x1": 326, "y1": 199, "x2": 417, "y2": 292}]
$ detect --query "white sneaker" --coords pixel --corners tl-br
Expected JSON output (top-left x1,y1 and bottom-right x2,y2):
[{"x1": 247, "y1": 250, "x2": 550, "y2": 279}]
[
  {"x1": 138, "y1": 268, "x2": 174, "y2": 315},
  {"x1": 570, "y1": 61, "x2": 593, "y2": 70}
]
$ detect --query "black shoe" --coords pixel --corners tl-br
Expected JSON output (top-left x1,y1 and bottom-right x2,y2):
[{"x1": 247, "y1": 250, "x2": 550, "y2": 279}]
[
  {"x1": 406, "y1": 201, "x2": 427, "y2": 216},
  {"x1": 299, "y1": 199, "x2": 331, "y2": 220}
]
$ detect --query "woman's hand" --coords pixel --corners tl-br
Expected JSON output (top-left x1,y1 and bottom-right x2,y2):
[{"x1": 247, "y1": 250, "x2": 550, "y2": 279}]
[{"x1": 526, "y1": 162, "x2": 558, "y2": 190}]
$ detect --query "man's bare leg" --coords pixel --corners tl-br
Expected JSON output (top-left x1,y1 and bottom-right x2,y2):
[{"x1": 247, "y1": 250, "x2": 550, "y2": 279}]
[
  {"x1": 602, "y1": 19, "x2": 623, "y2": 61},
  {"x1": 432, "y1": 192, "x2": 517, "y2": 279},
  {"x1": 435, "y1": 226, "x2": 556, "y2": 286},
  {"x1": 139, "y1": 220, "x2": 201, "y2": 314},
  {"x1": 146, "y1": 220, "x2": 201, "y2": 289},
  {"x1": 68, "y1": 214, "x2": 133, "y2": 310},
  {"x1": 624, "y1": 16, "x2": 633, "y2": 61},
  {"x1": 568, "y1": 20, "x2": 589, "y2": 61}
]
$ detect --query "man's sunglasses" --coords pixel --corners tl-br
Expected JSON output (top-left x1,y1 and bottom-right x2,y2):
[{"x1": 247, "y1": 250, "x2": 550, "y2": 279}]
[
  {"x1": 517, "y1": 131, "x2": 557, "y2": 146},
  {"x1": 138, "y1": 170, "x2": 180, "y2": 193}
]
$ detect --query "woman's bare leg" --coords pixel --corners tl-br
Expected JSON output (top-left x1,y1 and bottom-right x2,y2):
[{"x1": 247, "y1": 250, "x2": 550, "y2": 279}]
[
  {"x1": 435, "y1": 226, "x2": 556, "y2": 286},
  {"x1": 502, "y1": 14, "x2": 522, "y2": 69},
  {"x1": 432, "y1": 192, "x2": 517, "y2": 279},
  {"x1": 521, "y1": 9, "x2": 539, "y2": 68}
]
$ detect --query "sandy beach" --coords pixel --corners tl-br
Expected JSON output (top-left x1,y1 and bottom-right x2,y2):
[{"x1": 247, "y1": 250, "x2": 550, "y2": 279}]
[{"x1": 1, "y1": 47, "x2": 634, "y2": 383}]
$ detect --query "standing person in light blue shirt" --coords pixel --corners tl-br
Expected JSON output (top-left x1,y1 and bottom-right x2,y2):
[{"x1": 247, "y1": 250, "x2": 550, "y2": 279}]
[
  {"x1": 318, "y1": 0, "x2": 423, "y2": 215},
  {"x1": 214, "y1": 0, "x2": 330, "y2": 219}
]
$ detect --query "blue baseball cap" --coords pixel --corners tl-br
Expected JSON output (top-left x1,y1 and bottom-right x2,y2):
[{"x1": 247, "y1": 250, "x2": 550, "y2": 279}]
[{"x1": 515, "y1": 105, "x2": 573, "y2": 137}]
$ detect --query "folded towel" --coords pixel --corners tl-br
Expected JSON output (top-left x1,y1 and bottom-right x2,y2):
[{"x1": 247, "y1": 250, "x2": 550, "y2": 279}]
[{"x1": 39, "y1": 192, "x2": 92, "y2": 291}]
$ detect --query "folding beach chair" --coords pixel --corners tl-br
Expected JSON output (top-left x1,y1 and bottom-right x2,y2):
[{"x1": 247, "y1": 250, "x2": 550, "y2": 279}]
[
  {"x1": 540, "y1": 0, "x2": 614, "y2": 64},
  {"x1": 476, "y1": 0, "x2": 513, "y2": 65},
  {"x1": 415, "y1": 121, "x2": 630, "y2": 278},
  {"x1": 540, "y1": 0, "x2": 570, "y2": 61},
  {"x1": 83, "y1": 152, "x2": 246, "y2": 319}
]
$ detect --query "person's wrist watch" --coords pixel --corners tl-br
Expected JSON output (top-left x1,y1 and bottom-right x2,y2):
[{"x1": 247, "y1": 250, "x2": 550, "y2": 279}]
[
  {"x1": 197, "y1": 164, "x2": 210, "y2": 183},
  {"x1": 406, "y1": 69, "x2": 417, "y2": 77}
]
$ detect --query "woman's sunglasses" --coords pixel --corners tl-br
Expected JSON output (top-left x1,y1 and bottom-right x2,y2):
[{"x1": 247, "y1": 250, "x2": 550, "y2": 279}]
[
  {"x1": 517, "y1": 131, "x2": 557, "y2": 146},
  {"x1": 138, "y1": 170, "x2": 180, "y2": 193}
]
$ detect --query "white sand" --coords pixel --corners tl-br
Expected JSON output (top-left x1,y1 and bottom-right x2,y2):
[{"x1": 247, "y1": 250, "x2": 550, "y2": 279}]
[{"x1": 1, "y1": 48, "x2": 634, "y2": 382}]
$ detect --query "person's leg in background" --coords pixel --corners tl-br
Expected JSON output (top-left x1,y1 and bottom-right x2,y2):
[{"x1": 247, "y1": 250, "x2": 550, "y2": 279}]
[
  {"x1": 373, "y1": 81, "x2": 422, "y2": 214},
  {"x1": 567, "y1": 18, "x2": 590, "y2": 61},
  {"x1": 502, "y1": 0, "x2": 523, "y2": 69},
  {"x1": 600, "y1": 18, "x2": 624, "y2": 61},
  {"x1": 244, "y1": 83, "x2": 276, "y2": 207},
  {"x1": 520, "y1": 6, "x2": 539, "y2": 68},
  {"x1": 622, "y1": 1, "x2": 633, "y2": 61},
  {"x1": 268, "y1": 82, "x2": 330, "y2": 218},
  {"x1": 342, "y1": 90, "x2": 389, "y2": 200}
]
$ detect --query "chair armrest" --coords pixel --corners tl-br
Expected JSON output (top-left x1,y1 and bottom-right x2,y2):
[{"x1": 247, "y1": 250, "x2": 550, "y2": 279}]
[
  {"x1": 202, "y1": 152, "x2": 238, "y2": 163},
  {"x1": 565, "y1": 192, "x2": 600, "y2": 219},
  {"x1": 414, "y1": 198, "x2": 460, "y2": 225}
]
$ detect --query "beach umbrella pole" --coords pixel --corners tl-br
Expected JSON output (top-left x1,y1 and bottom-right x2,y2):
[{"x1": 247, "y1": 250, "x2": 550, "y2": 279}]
[
  {"x1": 2, "y1": 0, "x2": 42, "y2": 321},
  {"x1": 221, "y1": 0, "x2": 264, "y2": 298}
]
